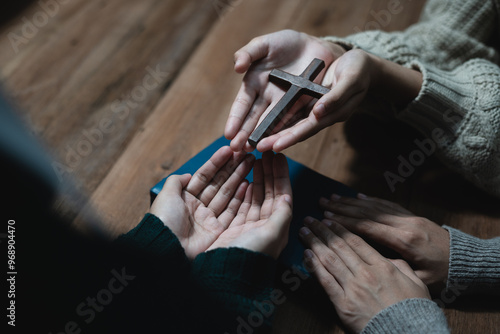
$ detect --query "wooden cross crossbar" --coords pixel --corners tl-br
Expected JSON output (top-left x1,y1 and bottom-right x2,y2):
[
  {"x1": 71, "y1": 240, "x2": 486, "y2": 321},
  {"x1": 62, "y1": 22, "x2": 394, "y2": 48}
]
[{"x1": 248, "y1": 58, "x2": 331, "y2": 147}]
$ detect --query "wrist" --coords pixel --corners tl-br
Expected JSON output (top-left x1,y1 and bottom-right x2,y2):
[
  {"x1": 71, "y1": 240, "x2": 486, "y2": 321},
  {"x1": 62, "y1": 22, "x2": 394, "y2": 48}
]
[{"x1": 367, "y1": 52, "x2": 423, "y2": 108}]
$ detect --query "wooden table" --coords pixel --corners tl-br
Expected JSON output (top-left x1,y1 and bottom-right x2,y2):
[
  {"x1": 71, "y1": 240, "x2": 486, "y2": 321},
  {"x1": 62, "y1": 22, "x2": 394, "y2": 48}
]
[{"x1": 1, "y1": 0, "x2": 498, "y2": 333}]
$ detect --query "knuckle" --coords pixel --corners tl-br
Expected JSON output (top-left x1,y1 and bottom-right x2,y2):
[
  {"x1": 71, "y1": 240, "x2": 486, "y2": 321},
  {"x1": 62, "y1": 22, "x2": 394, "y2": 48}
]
[
  {"x1": 345, "y1": 234, "x2": 365, "y2": 249},
  {"x1": 321, "y1": 253, "x2": 338, "y2": 268},
  {"x1": 357, "y1": 267, "x2": 376, "y2": 282},
  {"x1": 401, "y1": 229, "x2": 425, "y2": 246},
  {"x1": 195, "y1": 172, "x2": 210, "y2": 184},
  {"x1": 220, "y1": 185, "x2": 233, "y2": 198},
  {"x1": 235, "y1": 96, "x2": 251, "y2": 109}
]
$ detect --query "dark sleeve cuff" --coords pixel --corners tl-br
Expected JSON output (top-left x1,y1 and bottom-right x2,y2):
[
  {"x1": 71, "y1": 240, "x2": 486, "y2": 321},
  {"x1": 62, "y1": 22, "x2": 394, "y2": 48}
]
[
  {"x1": 115, "y1": 213, "x2": 188, "y2": 263},
  {"x1": 192, "y1": 247, "x2": 277, "y2": 332},
  {"x1": 362, "y1": 299, "x2": 449, "y2": 334}
]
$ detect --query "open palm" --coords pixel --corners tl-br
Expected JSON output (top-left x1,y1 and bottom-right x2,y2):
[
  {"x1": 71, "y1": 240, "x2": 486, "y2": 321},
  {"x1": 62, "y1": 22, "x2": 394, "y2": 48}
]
[
  {"x1": 225, "y1": 29, "x2": 344, "y2": 152},
  {"x1": 150, "y1": 147, "x2": 293, "y2": 260},
  {"x1": 150, "y1": 146, "x2": 254, "y2": 259},
  {"x1": 207, "y1": 152, "x2": 293, "y2": 259}
]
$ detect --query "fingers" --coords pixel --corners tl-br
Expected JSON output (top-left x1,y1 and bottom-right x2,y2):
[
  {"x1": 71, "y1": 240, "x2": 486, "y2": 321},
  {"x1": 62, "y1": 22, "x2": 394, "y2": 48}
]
[
  {"x1": 247, "y1": 159, "x2": 264, "y2": 221},
  {"x1": 216, "y1": 180, "x2": 249, "y2": 227},
  {"x1": 302, "y1": 249, "x2": 343, "y2": 300},
  {"x1": 205, "y1": 154, "x2": 255, "y2": 216},
  {"x1": 272, "y1": 153, "x2": 292, "y2": 200},
  {"x1": 260, "y1": 151, "x2": 276, "y2": 218},
  {"x1": 245, "y1": 152, "x2": 292, "y2": 222},
  {"x1": 229, "y1": 94, "x2": 270, "y2": 152},
  {"x1": 186, "y1": 146, "x2": 235, "y2": 196},
  {"x1": 322, "y1": 212, "x2": 395, "y2": 250},
  {"x1": 186, "y1": 146, "x2": 255, "y2": 211},
  {"x1": 312, "y1": 73, "x2": 362, "y2": 119},
  {"x1": 320, "y1": 194, "x2": 408, "y2": 225},
  {"x1": 257, "y1": 109, "x2": 331, "y2": 153},
  {"x1": 265, "y1": 194, "x2": 293, "y2": 258},
  {"x1": 303, "y1": 217, "x2": 383, "y2": 270},
  {"x1": 320, "y1": 194, "x2": 433, "y2": 262},
  {"x1": 231, "y1": 183, "x2": 254, "y2": 227},
  {"x1": 225, "y1": 83, "x2": 258, "y2": 140},
  {"x1": 299, "y1": 221, "x2": 353, "y2": 286},
  {"x1": 354, "y1": 193, "x2": 413, "y2": 215},
  {"x1": 226, "y1": 35, "x2": 272, "y2": 145}
]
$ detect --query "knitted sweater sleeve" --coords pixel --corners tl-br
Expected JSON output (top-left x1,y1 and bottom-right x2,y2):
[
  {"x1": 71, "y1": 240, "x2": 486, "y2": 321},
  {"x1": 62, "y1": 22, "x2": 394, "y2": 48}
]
[
  {"x1": 361, "y1": 299, "x2": 449, "y2": 334},
  {"x1": 117, "y1": 213, "x2": 276, "y2": 333},
  {"x1": 443, "y1": 226, "x2": 500, "y2": 295},
  {"x1": 192, "y1": 248, "x2": 277, "y2": 333},
  {"x1": 323, "y1": 0, "x2": 500, "y2": 197}
]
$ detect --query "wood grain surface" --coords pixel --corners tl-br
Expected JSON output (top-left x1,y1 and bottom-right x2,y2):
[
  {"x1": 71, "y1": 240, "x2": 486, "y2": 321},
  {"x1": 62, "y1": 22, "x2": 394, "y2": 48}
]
[{"x1": 1, "y1": 0, "x2": 498, "y2": 333}]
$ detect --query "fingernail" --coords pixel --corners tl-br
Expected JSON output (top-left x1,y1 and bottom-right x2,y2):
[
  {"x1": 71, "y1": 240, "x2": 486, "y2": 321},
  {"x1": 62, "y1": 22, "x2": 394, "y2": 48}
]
[
  {"x1": 299, "y1": 227, "x2": 311, "y2": 236},
  {"x1": 324, "y1": 211, "x2": 334, "y2": 219},
  {"x1": 322, "y1": 219, "x2": 332, "y2": 227},
  {"x1": 304, "y1": 249, "x2": 314, "y2": 259},
  {"x1": 331, "y1": 193, "x2": 341, "y2": 201},
  {"x1": 358, "y1": 193, "x2": 367, "y2": 199},
  {"x1": 304, "y1": 216, "x2": 315, "y2": 226},
  {"x1": 319, "y1": 197, "x2": 329, "y2": 205}
]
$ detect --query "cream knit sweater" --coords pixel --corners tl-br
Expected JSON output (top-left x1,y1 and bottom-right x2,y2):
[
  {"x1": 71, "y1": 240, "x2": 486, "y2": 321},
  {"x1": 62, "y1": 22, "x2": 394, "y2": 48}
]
[
  {"x1": 325, "y1": 0, "x2": 500, "y2": 198},
  {"x1": 322, "y1": 0, "x2": 500, "y2": 333}
]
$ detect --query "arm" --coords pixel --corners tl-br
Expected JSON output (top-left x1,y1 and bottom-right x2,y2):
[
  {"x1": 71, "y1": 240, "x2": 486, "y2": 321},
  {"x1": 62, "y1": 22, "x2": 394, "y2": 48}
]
[
  {"x1": 190, "y1": 152, "x2": 293, "y2": 333},
  {"x1": 144, "y1": 149, "x2": 293, "y2": 333},
  {"x1": 444, "y1": 226, "x2": 500, "y2": 295},
  {"x1": 324, "y1": 0, "x2": 500, "y2": 197},
  {"x1": 326, "y1": 0, "x2": 500, "y2": 69}
]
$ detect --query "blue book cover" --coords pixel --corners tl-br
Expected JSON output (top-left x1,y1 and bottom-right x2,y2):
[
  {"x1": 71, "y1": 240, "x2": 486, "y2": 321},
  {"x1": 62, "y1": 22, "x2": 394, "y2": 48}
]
[{"x1": 150, "y1": 136, "x2": 357, "y2": 272}]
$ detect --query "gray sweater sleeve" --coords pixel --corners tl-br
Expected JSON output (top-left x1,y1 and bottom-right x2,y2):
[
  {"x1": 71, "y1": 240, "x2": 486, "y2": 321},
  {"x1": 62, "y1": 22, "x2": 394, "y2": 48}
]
[
  {"x1": 443, "y1": 226, "x2": 500, "y2": 295},
  {"x1": 322, "y1": 0, "x2": 500, "y2": 198},
  {"x1": 361, "y1": 298, "x2": 449, "y2": 334}
]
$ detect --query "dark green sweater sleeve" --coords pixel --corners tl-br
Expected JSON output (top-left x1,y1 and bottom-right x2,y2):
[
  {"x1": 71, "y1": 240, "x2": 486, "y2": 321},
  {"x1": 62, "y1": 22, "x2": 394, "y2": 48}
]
[
  {"x1": 116, "y1": 212, "x2": 188, "y2": 264},
  {"x1": 116, "y1": 213, "x2": 277, "y2": 333},
  {"x1": 192, "y1": 247, "x2": 277, "y2": 333}
]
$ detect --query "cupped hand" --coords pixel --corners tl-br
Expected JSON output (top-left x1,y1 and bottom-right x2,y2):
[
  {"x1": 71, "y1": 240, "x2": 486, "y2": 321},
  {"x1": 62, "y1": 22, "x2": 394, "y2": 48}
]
[
  {"x1": 225, "y1": 29, "x2": 344, "y2": 152},
  {"x1": 300, "y1": 217, "x2": 430, "y2": 333},
  {"x1": 207, "y1": 151, "x2": 293, "y2": 259},
  {"x1": 258, "y1": 49, "x2": 375, "y2": 152},
  {"x1": 150, "y1": 146, "x2": 255, "y2": 259},
  {"x1": 319, "y1": 193, "x2": 450, "y2": 290}
]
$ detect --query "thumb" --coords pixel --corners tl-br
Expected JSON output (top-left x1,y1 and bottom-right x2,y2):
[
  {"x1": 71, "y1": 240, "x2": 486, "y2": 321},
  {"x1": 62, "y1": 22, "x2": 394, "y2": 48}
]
[
  {"x1": 312, "y1": 87, "x2": 342, "y2": 119},
  {"x1": 389, "y1": 259, "x2": 425, "y2": 286},
  {"x1": 234, "y1": 36, "x2": 269, "y2": 73},
  {"x1": 161, "y1": 173, "x2": 192, "y2": 197}
]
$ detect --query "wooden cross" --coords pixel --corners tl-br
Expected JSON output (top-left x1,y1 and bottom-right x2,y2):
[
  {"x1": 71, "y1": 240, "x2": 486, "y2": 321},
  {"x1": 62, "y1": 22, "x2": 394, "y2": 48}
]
[{"x1": 248, "y1": 58, "x2": 331, "y2": 147}]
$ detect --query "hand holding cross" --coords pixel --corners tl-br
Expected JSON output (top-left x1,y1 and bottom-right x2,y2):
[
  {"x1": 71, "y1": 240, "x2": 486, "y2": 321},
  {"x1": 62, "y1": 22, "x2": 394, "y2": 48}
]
[{"x1": 248, "y1": 58, "x2": 330, "y2": 147}]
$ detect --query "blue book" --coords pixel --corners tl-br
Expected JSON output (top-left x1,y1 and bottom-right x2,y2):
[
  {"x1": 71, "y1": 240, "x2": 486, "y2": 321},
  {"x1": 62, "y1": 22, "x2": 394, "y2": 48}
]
[{"x1": 150, "y1": 136, "x2": 357, "y2": 272}]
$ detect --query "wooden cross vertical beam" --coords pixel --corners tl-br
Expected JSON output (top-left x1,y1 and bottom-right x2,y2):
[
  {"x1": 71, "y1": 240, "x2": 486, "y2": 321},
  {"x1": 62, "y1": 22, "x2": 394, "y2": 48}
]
[{"x1": 248, "y1": 58, "x2": 331, "y2": 147}]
